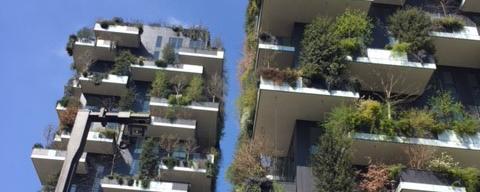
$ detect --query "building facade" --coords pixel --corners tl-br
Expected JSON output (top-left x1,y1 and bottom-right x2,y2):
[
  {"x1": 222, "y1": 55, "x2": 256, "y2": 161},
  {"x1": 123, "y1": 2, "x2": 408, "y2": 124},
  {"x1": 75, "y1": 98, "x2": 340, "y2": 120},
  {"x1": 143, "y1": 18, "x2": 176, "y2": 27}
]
[
  {"x1": 31, "y1": 18, "x2": 224, "y2": 192},
  {"x1": 241, "y1": 0, "x2": 480, "y2": 191}
]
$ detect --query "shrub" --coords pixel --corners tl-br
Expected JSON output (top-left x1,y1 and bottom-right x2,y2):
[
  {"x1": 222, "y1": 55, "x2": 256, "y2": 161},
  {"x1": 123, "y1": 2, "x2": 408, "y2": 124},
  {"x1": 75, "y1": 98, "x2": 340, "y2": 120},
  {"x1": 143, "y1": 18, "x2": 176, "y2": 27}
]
[
  {"x1": 453, "y1": 115, "x2": 480, "y2": 135},
  {"x1": 164, "y1": 106, "x2": 178, "y2": 121},
  {"x1": 139, "y1": 138, "x2": 158, "y2": 179},
  {"x1": 299, "y1": 17, "x2": 348, "y2": 89},
  {"x1": 127, "y1": 177, "x2": 134, "y2": 186},
  {"x1": 99, "y1": 129, "x2": 117, "y2": 139},
  {"x1": 185, "y1": 76, "x2": 204, "y2": 102},
  {"x1": 155, "y1": 60, "x2": 167, "y2": 67},
  {"x1": 388, "y1": 7, "x2": 433, "y2": 56},
  {"x1": 391, "y1": 42, "x2": 410, "y2": 57},
  {"x1": 397, "y1": 109, "x2": 436, "y2": 137},
  {"x1": 162, "y1": 44, "x2": 176, "y2": 64},
  {"x1": 260, "y1": 68, "x2": 298, "y2": 87},
  {"x1": 359, "y1": 164, "x2": 389, "y2": 192},
  {"x1": 76, "y1": 27, "x2": 95, "y2": 41},
  {"x1": 333, "y1": 9, "x2": 373, "y2": 55},
  {"x1": 112, "y1": 51, "x2": 137, "y2": 76},
  {"x1": 33, "y1": 143, "x2": 44, "y2": 149},
  {"x1": 138, "y1": 56, "x2": 145, "y2": 66},
  {"x1": 205, "y1": 161, "x2": 217, "y2": 178},
  {"x1": 150, "y1": 71, "x2": 170, "y2": 98},
  {"x1": 141, "y1": 178, "x2": 150, "y2": 189},
  {"x1": 58, "y1": 96, "x2": 70, "y2": 107},
  {"x1": 434, "y1": 16, "x2": 465, "y2": 32},
  {"x1": 116, "y1": 176, "x2": 124, "y2": 185},
  {"x1": 91, "y1": 73, "x2": 107, "y2": 85},
  {"x1": 386, "y1": 164, "x2": 405, "y2": 180},
  {"x1": 450, "y1": 167, "x2": 480, "y2": 192},
  {"x1": 119, "y1": 88, "x2": 136, "y2": 111},
  {"x1": 428, "y1": 91, "x2": 464, "y2": 129},
  {"x1": 65, "y1": 35, "x2": 77, "y2": 56},
  {"x1": 163, "y1": 157, "x2": 177, "y2": 170},
  {"x1": 428, "y1": 152, "x2": 458, "y2": 173},
  {"x1": 168, "y1": 95, "x2": 191, "y2": 106}
]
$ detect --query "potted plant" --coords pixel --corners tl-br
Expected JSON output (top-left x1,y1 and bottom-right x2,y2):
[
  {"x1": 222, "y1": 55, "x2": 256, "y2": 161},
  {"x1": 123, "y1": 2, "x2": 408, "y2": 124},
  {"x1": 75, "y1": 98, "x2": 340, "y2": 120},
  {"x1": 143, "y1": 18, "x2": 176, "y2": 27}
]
[{"x1": 163, "y1": 157, "x2": 177, "y2": 170}]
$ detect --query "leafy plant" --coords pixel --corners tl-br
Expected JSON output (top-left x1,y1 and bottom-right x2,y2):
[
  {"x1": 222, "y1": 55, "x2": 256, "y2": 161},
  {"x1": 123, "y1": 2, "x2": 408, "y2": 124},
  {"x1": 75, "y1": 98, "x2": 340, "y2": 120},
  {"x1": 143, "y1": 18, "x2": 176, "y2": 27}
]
[
  {"x1": 33, "y1": 143, "x2": 44, "y2": 149},
  {"x1": 155, "y1": 60, "x2": 167, "y2": 67},
  {"x1": 427, "y1": 152, "x2": 458, "y2": 173},
  {"x1": 434, "y1": 16, "x2": 465, "y2": 32},
  {"x1": 453, "y1": 115, "x2": 480, "y2": 135},
  {"x1": 428, "y1": 91, "x2": 464, "y2": 130},
  {"x1": 299, "y1": 17, "x2": 348, "y2": 90},
  {"x1": 450, "y1": 167, "x2": 480, "y2": 192},
  {"x1": 388, "y1": 7, "x2": 434, "y2": 60},
  {"x1": 397, "y1": 109, "x2": 436, "y2": 137},
  {"x1": 260, "y1": 68, "x2": 298, "y2": 87},
  {"x1": 65, "y1": 35, "x2": 77, "y2": 56},
  {"x1": 139, "y1": 138, "x2": 158, "y2": 179},
  {"x1": 76, "y1": 27, "x2": 95, "y2": 41},
  {"x1": 141, "y1": 178, "x2": 150, "y2": 189},
  {"x1": 391, "y1": 42, "x2": 410, "y2": 57},
  {"x1": 386, "y1": 164, "x2": 405, "y2": 180},
  {"x1": 205, "y1": 161, "x2": 217, "y2": 178},
  {"x1": 150, "y1": 71, "x2": 170, "y2": 98},
  {"x1": 162, "y1": 44, "x2": 176, "y2": 64},
  {"x1": 333, "y1": 9, "x2": 373, "y2": 55},
  {"x1": 127, "y1": 177, "x2": 134, "y2": 186},
  {"x1": 163, "y1": 157, "x2": 177, "y2": 170},
  {"x1": 99, "y1": 129, "x2": 117, "y2": 139},
  {"x1": 359, "y1": 164, "x2": 389, "y2": 192},
  {"x1": 185, "y1": 76, "x2": 204, "y2": 102},
  {"x1": 111, "y1": 50, "x2": 137, "y2": 76},
  {"x1": 119, "y1": 87, "x2": 136, "y2": 111}
]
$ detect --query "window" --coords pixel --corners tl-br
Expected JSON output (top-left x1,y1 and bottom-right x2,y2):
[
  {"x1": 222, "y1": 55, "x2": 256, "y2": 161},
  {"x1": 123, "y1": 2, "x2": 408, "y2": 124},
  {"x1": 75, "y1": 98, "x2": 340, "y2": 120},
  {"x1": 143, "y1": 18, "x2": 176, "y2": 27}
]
[
  {"x1": 153, "y1": 51, "x2": 160, "y2": 60},
  {"x1": 189, "y1": 40, "x2": 205, "y2": 49},
  {"x1": 155, "y1": 36, "x2": 162, "y2": 48},
  {"x1": 168, "y1": 37, "x2": 183, "y2": 49}
]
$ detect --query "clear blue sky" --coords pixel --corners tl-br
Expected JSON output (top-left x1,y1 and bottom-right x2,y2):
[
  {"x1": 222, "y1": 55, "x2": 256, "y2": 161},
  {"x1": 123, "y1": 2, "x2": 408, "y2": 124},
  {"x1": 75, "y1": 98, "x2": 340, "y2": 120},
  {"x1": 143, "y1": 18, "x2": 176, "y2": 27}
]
[{"x1": 0, "y1": 0, "x2": 245, "y2": 191}]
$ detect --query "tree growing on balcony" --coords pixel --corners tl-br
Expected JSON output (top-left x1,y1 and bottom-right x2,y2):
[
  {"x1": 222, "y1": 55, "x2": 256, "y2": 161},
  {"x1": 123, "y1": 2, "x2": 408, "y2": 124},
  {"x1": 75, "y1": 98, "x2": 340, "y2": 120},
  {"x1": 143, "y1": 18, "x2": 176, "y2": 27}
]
[
  {"x1": 312, "y1": 105, "x2": 356, "y2": 192},
  {"x1": 159, "y1": 134, "x2": 179, "y2": 157},
  {"x1": 119, "y1": 87, "x2": 136, "y2": 111},
  {"x1": 299, "y1": 17, "x2": 348, "y2": 90},
  {"x1": 333, "y1": 9, "x2": 373, "y2": 56},
  {"x1": 162, "y1": 44, "x2": 176, "y2": 65},
  {"x1": 185, "y1": 76, "x2": 204, "y2": 102},
  {"x1": 150, "y1": 71, "x2": 170, "y2": 98},
  {"x1": 139, "y1": 138, "x2": 159, "y2": 180},
  {"x1": 388, "y1": 7, "x2": 434, "y2": 62},
  {"x1": 112, "y1": 50, "x2": 137, "y2": 76},
  {"x1": 206, "y1": 73, "x2": 223, "y2": 102}
]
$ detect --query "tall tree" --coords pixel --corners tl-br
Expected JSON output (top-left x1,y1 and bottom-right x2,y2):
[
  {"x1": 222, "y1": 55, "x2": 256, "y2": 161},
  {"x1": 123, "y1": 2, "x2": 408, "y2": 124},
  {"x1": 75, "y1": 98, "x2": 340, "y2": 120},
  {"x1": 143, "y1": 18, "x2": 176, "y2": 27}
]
[{"x1": 311, "y1": 106, "x2": 356, "y2": 192}]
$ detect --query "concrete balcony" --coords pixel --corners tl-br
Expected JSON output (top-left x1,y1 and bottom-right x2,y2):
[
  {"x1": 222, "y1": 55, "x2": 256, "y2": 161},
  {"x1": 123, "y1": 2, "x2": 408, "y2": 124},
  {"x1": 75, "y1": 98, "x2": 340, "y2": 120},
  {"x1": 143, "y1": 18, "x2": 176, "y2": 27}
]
[
  {"x1": 55, "y1": 130, "x2": 115, "y2": 155},
  {"x1": 177, "y1": 48, "x2": 224, "y2": 76},
  {"x1": 352, "y1": 130, "x2": 480, "y2": 168},
  {"x1": 396, "y1": 169, "x2": 466, "y2": 192},
  {"x1": 31, "y1": 148, "x2": 87, "y2": 184},
  {"x1": 348, "y1": 48, "x2": 436, "y2": 95},
  {"x1": 430, "y1": 17, "x2": 480, "y2": 68},
  {"x1": 79, "y1": 74, "x2": 129, "y2": 96},
  {"x1": 101, "y1": 178, "x2": 189, "y2": 192},
  {"x1": 372, "y1": 0, "x2": 405, "y2": 5},
  {"x1": 149, "y1": 97, "x2": 219, "y2": 147},
  {"x1": 131, "y1": 61, "x2": 203, "y2": 82},
  {"x1": 258, "y1": 0, "x2": 372, "y2": 37},
  {"x1": 158, "y1": 154, "x2": 214, "y2": 192},
  {"x1": 460, "y1": 0, "x2": 480, "y2": 13},
  {"x1": 256, "y1": 42, "x2": 295, "y2": 69},
  {"x1": 73, "y1": 39, "x2": 116, "y2": 68},
  {"x1": 94, "y1": 23, "x2": 140, "y2": 48},
  {"x1": 254, "y1": 77, "x2": 359, "y2": 156},
  {"x1": 146, "y1": 116, "x2": 197, "y2": 139}
]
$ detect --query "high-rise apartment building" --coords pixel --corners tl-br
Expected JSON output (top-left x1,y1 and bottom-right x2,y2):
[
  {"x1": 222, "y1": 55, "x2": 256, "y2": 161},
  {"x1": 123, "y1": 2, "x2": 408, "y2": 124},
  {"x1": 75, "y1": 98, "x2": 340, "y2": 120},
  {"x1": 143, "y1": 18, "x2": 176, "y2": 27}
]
[
  {"x1": 31, "y1": 18, "x2": 224, "y2": 192},
  {"x1": 234, "y1": 0, "x2": 480, "y2": 191}
]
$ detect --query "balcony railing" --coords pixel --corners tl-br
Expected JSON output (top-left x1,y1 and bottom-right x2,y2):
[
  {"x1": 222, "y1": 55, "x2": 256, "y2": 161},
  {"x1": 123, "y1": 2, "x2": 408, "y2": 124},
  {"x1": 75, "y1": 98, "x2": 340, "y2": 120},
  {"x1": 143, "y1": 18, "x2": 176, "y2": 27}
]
[{"x1": 101, "y1": 178, "x2": 189, "y2": 192}]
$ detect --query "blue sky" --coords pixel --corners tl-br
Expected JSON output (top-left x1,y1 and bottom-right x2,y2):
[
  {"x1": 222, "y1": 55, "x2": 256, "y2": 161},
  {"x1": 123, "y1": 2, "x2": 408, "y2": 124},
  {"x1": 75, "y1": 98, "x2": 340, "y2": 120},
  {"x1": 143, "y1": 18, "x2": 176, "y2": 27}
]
[{"x1": 0, "y1": 0, "x2": 245, "y2": 191}]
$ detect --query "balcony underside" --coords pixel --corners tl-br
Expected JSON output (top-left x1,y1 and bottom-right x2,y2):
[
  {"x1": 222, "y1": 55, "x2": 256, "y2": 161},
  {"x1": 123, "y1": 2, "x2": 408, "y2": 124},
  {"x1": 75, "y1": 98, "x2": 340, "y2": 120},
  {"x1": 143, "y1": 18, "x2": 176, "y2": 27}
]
[
  {"x1": 31, "y1": 149, "x2": 87, "y2": 185},
  {"x1": 79, "y1": 75, "x2": 128, "y2": 97},
  {"x1": 349, "y1": 58, "x2": 436, "y2": 95},
  {"x1": 352, "y1": 132, "x2": 480, "y2": 168},
  {"x1": 146, "y1": 117, "x2": 196, "y2": 139},
  {"x1": 94, "y1": 23, "x2": 140, "y2": 48},
  {"x1": 259, "y1": 0, "x2": 371, "y2": 37},
  {"x1": 254, "y1": 79, "x2": 359, "y2": 156},
  {"x1": 73, "y1": 41, "x2": 116, "y2": 68},
  {"x1": 432, "y1": 35, "x2": 480, "y2": 69},
  {"x1": 177, "y1": 49, "x2": 224, "y2": 77},
  {"x1": 159, "y1": 169, "x2": 211, "y2": 192}
]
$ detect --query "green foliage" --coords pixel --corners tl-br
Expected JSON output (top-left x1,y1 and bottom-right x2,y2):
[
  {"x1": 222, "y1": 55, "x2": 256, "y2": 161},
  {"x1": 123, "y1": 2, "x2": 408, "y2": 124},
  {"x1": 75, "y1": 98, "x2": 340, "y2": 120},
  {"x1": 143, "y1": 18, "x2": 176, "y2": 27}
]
[
  {"x1": 386, "y1": 164, "x2": 405, "y2": 180},
  {"x1": 139, "y1": 138, "x2": 158, "y2": 179},
  {"x1": 299, "y1": 17, "x2": 348, "y2": 89},
  {"x1": 205, "y1": 161, "x2": 217, "y2": 178},
  {"x1": 449, "y1": 167, "x2": 480, "y2": 192},
  {"x1": 76, "y1": 27, "x2": 95, "y2": 41},
  {"x1": 33, "y1": 143, "x2": 44, "y2": 149},
  {"x1": 428, "y1": 152, "x2": 459, "y2": 173},
  {"x1": 245, "y1": 0, "x2": 261, "y2": 50},
  {"x1": 397, "y1": 109, "x2": 436, "y2": 137},
  {"x1": 312, "y1": 105, "x2": 355, "y2": 192},
  {"x1": 434, "y1": 16, "x2": 465, "y2": 32},
  {"x1": 164, "y1": 106, "x2": 178, "y2": 121},
  {"x1": 112, "y1": 51, "x2": 137, "y2": 76},
  {"x1": 58, "y1": 96, "x2": 70, "y2": 107},
  {"x1": 162, "y1": 44, "x2": 176, "y2": 64},
  {"x1": 155, "y1": 60, "x2": 167, "y2": 67},
  {"x1": 391, "y1": 42, "x2": 410, "y2": 57},
  {"x1": 168, "y1": 95, "x2": 191, "y2": 106},
  {"x1": 453, "y1": 115, "x2": 480, "y2": 136},
  {"x1": 141, "y1": 178, "x2": 150, "y2": 189},
  {"x1": 260, "y1": 68, "x2": 299, "y2": 87},
  {"x1": 272, "y1": 182, "x2": 286, "y2": 192},
  {"x1": 388, "y1": 7, "x2": 434, "y2": 55},
  {"x1": 66, "y1": 35, "x2": 77, "y2": 56},
  {"x1": 91, "y1": 72, "x2": 107, "y2": 85},
  {"x1": 150, "y1": 71, "x2": 170, "y2": 98},
  {"x1": 99, "y1": 129, "x2": 117, "y2": 139},
  {"x1": 163, "y1": 157, "x2": 177, "y2": 170},
  {"x1": 185, "y1": 76, "x2": 204, "y2": 102},
  {"x1": 119, "y1": 87, "x2": 136, "y2": 111},
  {"x1": 333, "y1": 9, "x2": 373, "y2": 55}
]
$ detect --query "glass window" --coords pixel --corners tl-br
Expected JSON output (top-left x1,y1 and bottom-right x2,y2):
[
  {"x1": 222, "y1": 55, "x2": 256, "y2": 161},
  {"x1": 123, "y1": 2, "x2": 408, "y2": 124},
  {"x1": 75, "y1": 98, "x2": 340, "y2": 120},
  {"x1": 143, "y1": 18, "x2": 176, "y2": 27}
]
[
  {"x1": 155, "y1": 36, "x2": 162, "y2": 47},
  {"x1": 189, "y1": 40, "x2": 205, "y2": 49},
  {"x1": 168, "y1": 37, "x2": 183, "y2": 49},
  {"x1": 153, "y1": 51, "x2": 160, "y2": 60}
]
